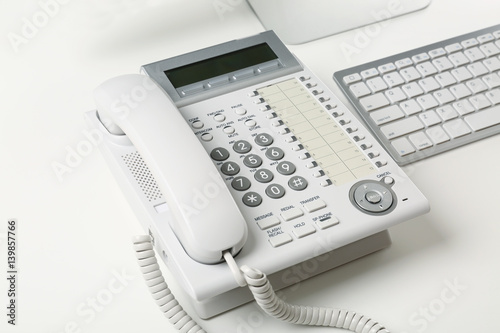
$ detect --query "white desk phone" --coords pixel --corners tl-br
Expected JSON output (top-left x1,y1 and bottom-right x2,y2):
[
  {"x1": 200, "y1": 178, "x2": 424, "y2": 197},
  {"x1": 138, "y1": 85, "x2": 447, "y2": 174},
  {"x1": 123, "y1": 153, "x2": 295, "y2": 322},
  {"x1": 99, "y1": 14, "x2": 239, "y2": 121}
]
[{"x1": 86, "y1": 31, "x2": 429, "y2": 332}]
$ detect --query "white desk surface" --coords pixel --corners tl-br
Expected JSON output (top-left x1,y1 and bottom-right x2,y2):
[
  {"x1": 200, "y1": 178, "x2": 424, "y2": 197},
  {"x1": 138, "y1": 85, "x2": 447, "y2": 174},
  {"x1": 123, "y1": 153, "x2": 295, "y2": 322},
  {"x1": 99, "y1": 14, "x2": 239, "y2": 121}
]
[{"x1": 2, "y1": 1, "x2": 499, "y2": 332}]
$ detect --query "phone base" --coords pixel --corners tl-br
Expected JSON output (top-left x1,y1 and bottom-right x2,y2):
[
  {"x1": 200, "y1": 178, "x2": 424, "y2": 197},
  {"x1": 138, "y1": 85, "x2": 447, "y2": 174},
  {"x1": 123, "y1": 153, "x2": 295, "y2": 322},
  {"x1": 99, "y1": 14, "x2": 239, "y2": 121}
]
[{"x1": 193, "y1": 229, "x2": 391, "y2": 318}]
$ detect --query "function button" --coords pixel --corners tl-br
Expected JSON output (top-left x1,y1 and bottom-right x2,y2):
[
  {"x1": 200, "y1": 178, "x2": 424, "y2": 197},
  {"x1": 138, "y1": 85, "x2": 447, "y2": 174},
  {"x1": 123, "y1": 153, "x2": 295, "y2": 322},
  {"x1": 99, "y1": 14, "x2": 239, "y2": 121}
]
[
  {"x1": 254, "y1": 98, "x2": 266, "y2": 104},
  {"x1": 303, "y1": 199, "x2": 326, "y2": 213},
  {"x1": 214, "y1": 114, "x2": 226, "y2": 122},
  {"x1": 292, "y1": 144, "x2": 304, "y2": 151},
  {"x1": 299, "y1": 76, "x2": 311, "y2": 81},
  {"x1": 221, "y1": 161, "x2": 240, "y2": 176},
  {"x1": 365, "y1": 191, "x2": 382, "y2": 204},
  {"x1": 243, "y1": 154, "x2": 262, "y2": 168},
  {"x1": 266, "y1": 112, "x2": 277, "y2": 119},
  {"x1": 243, "y1": 192, "x2": 262, "y2": 207},
  {"x1": 288, "y1": 176, "x2": 308, "y2": 191},
  {"x1": 281, "y1": 207, "x2": 303, "y2": 221},
  {"x1": 292, "y1": 224, "x2": 316, "y2": 239},
  {"x1": 192, "y1": 121, "x2": 204, "y2": 129},
  {"x1": 375, "y1": 160, "x2": 388, "y2": 167},
  {"x1": 265, "y1": 184, "x2": 286, "y2": 199},
  {"x1": 316, "y1": 216, "x2": 340, "y2": 230},
  {"x1": 210, "y1": 147, "x2": 230, "y2": 161},
  {"x1": 276, "y1": 161, "x2": 296, "y2": 175},
  {"x1": 268, "y1": 233, "x2": 293, "y2": 248},
  {"x1": 271, "y1": 120, "x2": 284, "y2": 127},
  {"x1": 320, "y1": 179, "x2": 333, "y2": 187},
  {"x1": 260, "y1": 105, "x2": 271, "y2": 111},
  {"x1": 255, "y1": 133, "x2": 274, "y2": 146},
  {"x1": 312, "y1": 170, "x2": 325, "y2": 177},
  {"x1": 223, "y1": 126, "x2": 235, "y2": 134},
  {"x1": 245, "y1": 119, "x2": 257, "y2": 127},
  {"x1": 285, "y1": 136, "x2": 297, "y2": 143},
  {"x1": 233, "y1": 140, "x2": 252, "y2": 154},
  {"x1": 248, "y1": 91, "x2": 258, "y2": 97},
  {"x1": 383, "y1": 176, "x2": 395, "y2": 185},
  {"x1": 231, "y1": 176, "x2": 251, "y2": 191},
  {"x1": 256, "y1": 216, "x2": 280, "y2": 230},
  {"x1": 234, "y1": 107, "x2": 247, "y2": 115},
  {"x1": 254, "y1": 168, "x2": 274, "y2": 183},
  {"x1": 305, "y1": 161, "x2": 318, "y2": 169},
  {"x1": 265, "y1": 147, "x2": 285, "y2": 160},
  {"x1": 305, "y1": 82, "x2": 317, "y2": 88},
  {"x1": 201, "y1": 133, "x2": 213, "y2": 142}
]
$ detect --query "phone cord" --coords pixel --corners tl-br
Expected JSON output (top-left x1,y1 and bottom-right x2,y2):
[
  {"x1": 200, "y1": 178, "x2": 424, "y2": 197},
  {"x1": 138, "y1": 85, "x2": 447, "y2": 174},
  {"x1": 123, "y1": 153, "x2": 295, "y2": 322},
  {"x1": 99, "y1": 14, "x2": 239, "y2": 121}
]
[
  {"x1": 239, "y1": 264, "x2": 390, "y2": 333},
  {"x1": 132, "y1": 235, "x2": 206, "y2": 333},
  {"x1": 133, "y1": 235, "x2": 389, "y2": 333}
]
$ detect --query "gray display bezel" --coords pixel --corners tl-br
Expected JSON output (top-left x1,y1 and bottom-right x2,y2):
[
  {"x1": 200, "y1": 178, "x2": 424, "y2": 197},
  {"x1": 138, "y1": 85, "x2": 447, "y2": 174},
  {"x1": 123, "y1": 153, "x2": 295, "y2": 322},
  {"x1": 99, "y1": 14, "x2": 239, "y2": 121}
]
[{"x1": 141, "y1": 31, "x2": 302, "y2": 107}]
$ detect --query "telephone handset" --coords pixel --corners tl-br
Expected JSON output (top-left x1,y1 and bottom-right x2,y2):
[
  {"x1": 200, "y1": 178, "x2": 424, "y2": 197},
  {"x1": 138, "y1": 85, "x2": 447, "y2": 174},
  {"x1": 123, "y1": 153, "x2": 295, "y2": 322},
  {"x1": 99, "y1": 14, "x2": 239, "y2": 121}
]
[{"x1": 94, "y1": 74, "x2": 247, "y2": 264}]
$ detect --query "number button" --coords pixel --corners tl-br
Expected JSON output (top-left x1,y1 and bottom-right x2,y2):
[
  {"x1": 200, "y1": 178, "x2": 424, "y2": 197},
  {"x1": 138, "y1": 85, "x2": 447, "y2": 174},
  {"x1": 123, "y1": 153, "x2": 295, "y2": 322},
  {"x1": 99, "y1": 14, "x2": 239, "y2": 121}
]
[
  {"x1": 265, "y1": 184, "x2": 286, "y2": 199},
  {"x1": 288, "y1": 176, "x2": 308, "y2": 191},
  {"x1": 210, "y1": 147, "x2": 230, "y2": 161},
  {"x1": 221, "y1": 161, "x2": 240, "y2": 176},
  {"x1": 255, "y1": 133, "x2": 274, "y2": 146},
  {"x1": 265, "y1": 147, "x2": 284, "y2": 160},
  {"x1": 254, "y1": 169, "x2": 274, "y2": 183},
  {"x1": 243, "y1": 192, "x2": 262, "y2": 207},
  {"x1": 276, "y1": 161, "x2": 296, "y2": 175},
  {"x1": 243, "y1": 154, "x2": 263, "y2": 168},
  {"x1": 231, "y1": 176, "x2": 251, "y2": 191},
  {"x1": 233, "y1": 140, "x2": 252, "y2": 154}
]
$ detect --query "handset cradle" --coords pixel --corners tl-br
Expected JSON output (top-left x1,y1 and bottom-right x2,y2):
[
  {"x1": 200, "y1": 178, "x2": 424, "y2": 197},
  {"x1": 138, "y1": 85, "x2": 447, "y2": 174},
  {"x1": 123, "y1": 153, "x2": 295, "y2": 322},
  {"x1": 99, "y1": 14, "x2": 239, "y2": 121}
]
[{"x1": 94, "y1": 74, "x2": 248, "y2": 264}]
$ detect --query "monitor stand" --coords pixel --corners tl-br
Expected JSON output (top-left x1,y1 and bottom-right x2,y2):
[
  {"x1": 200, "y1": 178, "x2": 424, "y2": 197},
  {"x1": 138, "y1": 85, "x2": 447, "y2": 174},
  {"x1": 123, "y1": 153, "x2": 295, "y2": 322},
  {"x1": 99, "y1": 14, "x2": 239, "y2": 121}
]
[{"x1": 247, "y1": 0, "x2": 431, "y2": 44}]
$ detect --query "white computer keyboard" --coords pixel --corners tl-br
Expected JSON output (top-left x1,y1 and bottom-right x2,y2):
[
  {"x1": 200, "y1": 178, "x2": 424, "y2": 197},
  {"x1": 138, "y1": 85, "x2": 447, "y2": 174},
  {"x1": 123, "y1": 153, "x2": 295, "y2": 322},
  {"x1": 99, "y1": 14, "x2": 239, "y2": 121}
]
[{"x1": 334, "y1": 24, "x2": 500, "y2": 165}]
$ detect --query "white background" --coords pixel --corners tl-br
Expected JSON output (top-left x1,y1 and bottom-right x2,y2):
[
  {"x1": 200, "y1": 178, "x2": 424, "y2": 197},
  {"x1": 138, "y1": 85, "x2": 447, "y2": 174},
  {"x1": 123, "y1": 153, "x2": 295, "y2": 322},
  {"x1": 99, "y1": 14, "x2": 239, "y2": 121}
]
[{"x1": 1, "y1": 0, "x2": 499, "y2": 332}]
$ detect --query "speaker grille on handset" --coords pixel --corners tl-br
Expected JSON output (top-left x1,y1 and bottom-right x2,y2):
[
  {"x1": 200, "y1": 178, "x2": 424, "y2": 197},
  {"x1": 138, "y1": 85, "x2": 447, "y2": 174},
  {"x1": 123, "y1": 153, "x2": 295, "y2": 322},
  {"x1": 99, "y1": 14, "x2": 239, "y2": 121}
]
[{"x1": 122, "y1": 151, "x2": 163, "y2": 202}]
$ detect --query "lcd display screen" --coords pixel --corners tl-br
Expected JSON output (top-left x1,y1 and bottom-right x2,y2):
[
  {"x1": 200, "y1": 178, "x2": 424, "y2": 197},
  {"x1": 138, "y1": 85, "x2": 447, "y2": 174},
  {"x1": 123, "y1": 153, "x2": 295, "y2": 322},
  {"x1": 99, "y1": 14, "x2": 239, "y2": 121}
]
[{"x1": 164, "y1": 43, "x2": 278, "y2": 88}]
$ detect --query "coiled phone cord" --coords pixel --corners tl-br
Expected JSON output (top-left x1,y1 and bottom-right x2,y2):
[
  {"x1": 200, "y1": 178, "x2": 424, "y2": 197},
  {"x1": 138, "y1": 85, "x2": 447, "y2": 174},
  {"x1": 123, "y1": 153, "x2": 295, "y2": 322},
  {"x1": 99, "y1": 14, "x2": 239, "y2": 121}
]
[{"x1": 133, "y1": 235, "x2": 390, "y2": 333}]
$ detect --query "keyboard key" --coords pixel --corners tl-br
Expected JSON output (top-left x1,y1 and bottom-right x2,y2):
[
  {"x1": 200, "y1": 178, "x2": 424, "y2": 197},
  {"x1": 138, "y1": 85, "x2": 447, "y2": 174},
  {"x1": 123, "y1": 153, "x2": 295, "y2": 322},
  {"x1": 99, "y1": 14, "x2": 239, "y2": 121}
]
[
  {"x1": 367, "y1": 77, "x2": 388, "y2": 93},
  {"x1": 451, "y1": 67, "x2": 473, "y2": 82},
  {"x1": 479, "y1": 43, "x2": 500, "y2": 57},
  {"x1": 349, "y1": 82, "x2": 371, "y2": 98},
  {"x1": 416, "y1": 62, "x2": 438, "y2": 77},
  {"x1": 400, "y1": 99, "x2": 422, "y2": 115},
  {"x1": 395, "y1": 58, "x2": 413, "y2": 69},
  {"x1": 485, "y1": 88, "x2": 500, "y2": 104},
  {"x1": 483, "y1": 73, "x2": 500, "y2": 89},
  {"x1": 385, "y1": 87, "x2": 407, "y2": 103},
  {"x1": 381, "y1": 117, "x2": 424, "y2": 139},
  {"x1": 419, "y1": 110, "x2": 441, "y2": 127},
  {"x1": 391, "y1": 137, "x2": 415, "y2": 156},
  {"x1": 402, "y1": 82, "x2": 424, "y2": 98},
  {"x1": 461, "y1": 38, "x2": 479, "y2": 48},
  {"x1": 400, "y1": 67, "x2": 421, "y2": 82},
  {"x1": 426, "y1": 126, "x2": 450, "y2": 144},
  {"x1": 433, "y1": 89, "x2": 455, "y2": 105},
  {"x1": 436, "y1": 105, "x2": 458, "y2": 121},
  {"x1": 343, "y1": 73, "x2": 362, "y2": 84},
  {"x1": 412, "y1": 53, "x2": 430, "y2": 63},
  {"x1": 445, "y1": 43, "x2": 462, "y2": 54},
  {"x1": 448, "y1": 52, "x2": 470, "y2": 66},
  {"x1": 466, "y1": 79, "x2": 488, "y2": 94},
  {"x1": 377, "y1": 63, "x2": 396, "y2": 73},
  {"x1": 418, "y1": 77, "x2": 440, "y2": 93},
  {"x1": 370, "y1": 105, "x2": 405, "y2": 125},
  {"x1": 416, "y1": 94, "x2": 439, "y2": 110},
  {"x1": 443, "y1": 119, "x2": 471, "y2": 138},
  {"x1": 432, "y1": 57, "x2": 454, "y2": 72},
  {"x1": 483, "y1": 57, "x2": 500, "y2": 71},
  {"x1": 464, "y1": 105, "x2": 500, "y2": 130},
  {"x1": 383, "y1": 72, "x2": 405, "y2": 87},
  {"x1": 449, "y1": 83, "x2": 472, "y2": 99},
  {"x1": 469, "y1": 93, "x2": 492, "y2": 110},
  {"x1": 361, "y1": 68, "x2": 379, "y2": 79},
  {"x1": 359, "y1": 93, "x2": 390, "y2": 111},
  {"x1": 478, "y1": 33, "x2": 495, "y2": 44},
  {"x1": 464, "y1": 47, "x2": 486, "y2": 62},
  {"x1": 435, "y1": 72, "x2": 457, "y2": 88},
  {"x1": 429, "y1": 48, "x2": 447, "y2": 58},
  {"x1": 453, "y1": 100, "x2": 475, "y2": 116},
  {"x1": 409, "y1": 132, "x2": 433, "y2": 150}
]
